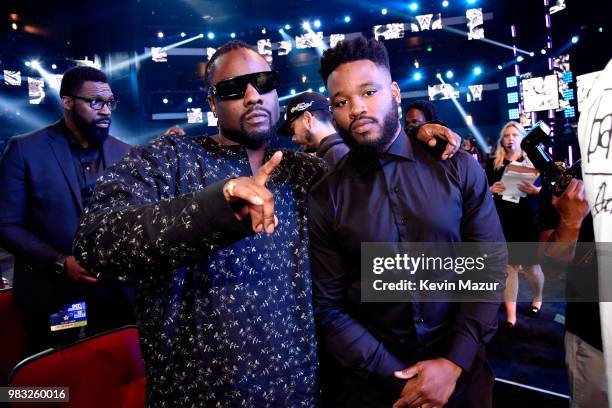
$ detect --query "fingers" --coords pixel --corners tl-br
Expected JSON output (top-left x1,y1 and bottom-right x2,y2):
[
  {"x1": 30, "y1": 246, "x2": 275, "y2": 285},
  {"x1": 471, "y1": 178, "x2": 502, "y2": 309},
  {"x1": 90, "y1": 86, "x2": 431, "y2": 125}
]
[
  {"x1": 226, "y1": 182, "x2": 265, "y2": 206},
  {"x1": 253, "y1": 151, "x2": 283, "y2": 186},
  {"x1": 80, "y1": 274, "x2": 98, "y2": 284},
  {"x1": 393, "y1": 392, "x2": 424, "y2": 408},
  {"x1": 441, "y1": 129, "x2": 460, "y2": 159},
  {"x1": 395, "y1": 365, "x2": 420, "y2": 380}
]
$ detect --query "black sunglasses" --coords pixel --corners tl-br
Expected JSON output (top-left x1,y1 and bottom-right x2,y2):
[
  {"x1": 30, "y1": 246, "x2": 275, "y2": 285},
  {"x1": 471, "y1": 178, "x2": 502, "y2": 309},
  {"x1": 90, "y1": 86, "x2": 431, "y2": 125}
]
[
  {"x1": 209, "y1": 71, "x2": 280, "y2": 100},
  {"x1": 70, "y1": 95, "x2": 118, "y2": 111}
]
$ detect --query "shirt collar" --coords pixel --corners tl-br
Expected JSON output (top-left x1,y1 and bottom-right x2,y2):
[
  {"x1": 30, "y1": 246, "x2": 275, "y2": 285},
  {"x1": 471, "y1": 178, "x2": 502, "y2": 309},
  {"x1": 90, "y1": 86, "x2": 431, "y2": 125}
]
[{"x1": 382, "y1": 128, "x2": 415, "y2": 161}]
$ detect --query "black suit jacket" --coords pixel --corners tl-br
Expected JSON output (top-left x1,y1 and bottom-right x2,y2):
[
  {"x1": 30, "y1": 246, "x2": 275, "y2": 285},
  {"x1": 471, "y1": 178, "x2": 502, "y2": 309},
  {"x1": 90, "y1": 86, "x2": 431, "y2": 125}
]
[{"x1": 0, "y1": 119, "x2": 130, "y2": 314}]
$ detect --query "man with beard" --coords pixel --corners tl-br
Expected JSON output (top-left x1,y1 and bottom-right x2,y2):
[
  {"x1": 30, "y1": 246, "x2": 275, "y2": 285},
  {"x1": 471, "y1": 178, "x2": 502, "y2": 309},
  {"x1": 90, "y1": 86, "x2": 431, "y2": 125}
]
[
  {"x1": 277, "y1": 91, "x2": 348, "y2": 166},
  {"x1": 309, "y1": 36, "x2": 505, "y2": 407},
  {"x1": 404, "y1": 100, "x2": 439, "y2": 134},
  {"x1": 0, "y1": 66, "x2": 133, "y2": 353}
]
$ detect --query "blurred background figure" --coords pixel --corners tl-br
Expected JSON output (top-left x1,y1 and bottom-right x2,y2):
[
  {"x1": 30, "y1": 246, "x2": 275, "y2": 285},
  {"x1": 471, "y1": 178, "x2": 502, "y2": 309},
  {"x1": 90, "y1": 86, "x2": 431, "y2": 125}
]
[
  {"x1": 461, "y1": 133, "x2": 484, "y2": 165},
  {"x1": 486, "y1": 121, "x2": 544, "y2": 329},
  {"x1": 163, "y1": 126, "x2": 186, "y2": 137},
  {"x1": 404, "y1": 100, "x2": 439, "y2": 133}
]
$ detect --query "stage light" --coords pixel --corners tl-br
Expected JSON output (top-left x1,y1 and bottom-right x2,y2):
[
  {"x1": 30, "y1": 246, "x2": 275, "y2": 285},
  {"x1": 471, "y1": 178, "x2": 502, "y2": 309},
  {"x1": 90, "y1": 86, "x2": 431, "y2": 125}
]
[
  {"x1": 301, "y1": 74, "x2": 307, "y2": 83},
  {"x1": 381, "y1": 8, "x2": 388, "y2": 15},
  {"x1": 51, "y1": 64, "x2": 57, "y2": 70},
  {"x1": 571, "y1": 35, "x2": 579, "y2": 43},
  {"x1": 30, "y1": 60, "x2": 41, "y2": 70},
  {"x1": 529, "y1": 52, "x2": 535, "y2": 57},
  {"x1": 11, "y1": 23, "x2": 18, "y2": 30},
  {"x1": 180, "y1": 32, "x2": 186, "y2": 38},
  {"x1": 25, "y1": 61, "x2": 31, "y2": 67},
  {"x1": 187, "y1": 97, "x2": 193, "y2": 103},
  {"x1": 409, "y1": 2, "x2": 418, "y2": 11},
  {"x1": 344, "y1": 15, "x2": 351, "y2": 23},
  {"x1": 261, "y1": 28, "x2": 267, "y2": 34},
  {"x1": 230, "y1": 32, "x2": 236, "y2": 38},
  {"x1": 285, "y1": 24, "x2": 291, "y2": 30},
  {"x1": 467, "y1": 0, "x2": 476, "y2": 3},
  {"x1": 307, "y1": 88, "x2": 313, "y2": 92},
  {"x1": 472, "y1": 66, "x2": 482, "y2": 75},
  {"x1": 540, "y1": 48, "x2": 547, "y2": 55},
  {"x1": 497, "y1": 64, "x2": 503, "y2": 70},
  {"x1": 442, "y1": 0, "x2": 449, "y2": 6},
  {"x1": 313, "y1": 20, "x2": 321, "y2": 29},
  {"x1": 426, "y1": 45, "x2": 433, "y2": 52},
  {"x1": 465, "y1": 114, "x2": 473, "y2": 125},
  {"x1": 436, "y1": 73, "x2": 442, "y2": 79},
  {"x1": 157, "y1": 31, "x2": 164, "y2": 39},
  {"x1": 279, "y1": 28, "x2": 285, "y2": 34},
  {"x1": 318, "y1": 86, "x2": 325, "y2": 93},
  {"x1": 445, "y1": 70, "x2": 454, "y2": 79},
  {"x1": 414, "y1": 60, "x2": 419, "y2": 69},
  {"x1": 516, "y1": 56, "x2": 524, "y2": 62},
  {"x1": 302, "y1": 21, "x2": 311, "y2": 30},
  {"x1": 207, "y1": 32, "x2": 215, "y2": 39},
  {"x1": 162, "y1": 98, "x2": 169, "y2": 104},
  {"x1": 290, "y1": 88, "x2": 296, "y2": 95},
  {"x1": 413, "y1": 72, "x2": 422, "y2": 81},
  {"x1": 599, "y1": 27, "x2": 604, "y2": 33}
]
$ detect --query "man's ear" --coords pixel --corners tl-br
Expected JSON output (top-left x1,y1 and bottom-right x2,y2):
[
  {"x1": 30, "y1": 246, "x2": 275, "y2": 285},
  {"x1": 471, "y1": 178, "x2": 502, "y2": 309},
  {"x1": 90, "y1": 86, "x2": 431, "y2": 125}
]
[
  {"x1": 391, "y1": 81, "x2": 401, "y2": 104},
  {"x1": 61, "y1": 96, "x2": 73, "y2": 111},
  {"x1": 207, "y1": 95, "x2": 217, "y2": 117},
  {"x1": 303, "y1": 111, "x2": 314, "y2": 128}
]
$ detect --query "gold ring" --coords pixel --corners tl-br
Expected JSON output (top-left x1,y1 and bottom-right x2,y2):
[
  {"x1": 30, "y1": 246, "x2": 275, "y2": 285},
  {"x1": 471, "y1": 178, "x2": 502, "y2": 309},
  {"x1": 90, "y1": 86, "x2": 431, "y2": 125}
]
[{"x1": 226, "y1": 180, "x2": 237, "y2": 197}]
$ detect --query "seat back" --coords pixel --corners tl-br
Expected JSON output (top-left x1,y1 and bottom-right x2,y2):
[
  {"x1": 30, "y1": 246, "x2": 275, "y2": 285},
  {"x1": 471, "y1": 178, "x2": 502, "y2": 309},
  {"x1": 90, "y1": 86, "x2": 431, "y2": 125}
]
[
  {"x1": 8, "y1": 326, "x2": 145, "y2": 408},
  {"x1": 0, "y1": 288, "x2": 26, "y2": 385}
]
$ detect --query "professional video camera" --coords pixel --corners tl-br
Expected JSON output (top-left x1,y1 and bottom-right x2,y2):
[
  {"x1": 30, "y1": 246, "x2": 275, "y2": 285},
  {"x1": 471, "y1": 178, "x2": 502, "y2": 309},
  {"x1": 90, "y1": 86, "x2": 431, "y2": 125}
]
[{"x1": 520, "y1": 120, "x2": 582, "y2": 197}]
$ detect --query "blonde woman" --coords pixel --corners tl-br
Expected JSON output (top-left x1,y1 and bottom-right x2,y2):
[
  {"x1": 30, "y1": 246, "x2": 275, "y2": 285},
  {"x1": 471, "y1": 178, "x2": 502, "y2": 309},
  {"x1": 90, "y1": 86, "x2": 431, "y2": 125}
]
[{"x1": 485, "y1": 121, "x2": 544, "y2": 329}]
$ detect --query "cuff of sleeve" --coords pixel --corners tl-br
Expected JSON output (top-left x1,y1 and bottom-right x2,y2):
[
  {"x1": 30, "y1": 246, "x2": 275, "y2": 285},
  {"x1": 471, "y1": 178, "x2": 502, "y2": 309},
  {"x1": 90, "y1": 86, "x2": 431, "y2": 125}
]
[
  {"x1": 444, "y1": 333, "x2": 480, "y2": 372},
  {"x1": 375, "y1": 352, "x2": 410, "y2": 396},
  {"x1": 193, "y1": 179, "x2": 252, "y2": 241}
]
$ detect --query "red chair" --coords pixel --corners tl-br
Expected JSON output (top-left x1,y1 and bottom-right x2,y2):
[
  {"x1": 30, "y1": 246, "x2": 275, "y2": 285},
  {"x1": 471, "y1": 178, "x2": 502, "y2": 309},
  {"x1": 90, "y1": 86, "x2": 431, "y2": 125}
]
[
  {"x1": 0, "y1": 288, "x2": 26, "y2": 385},
  {"x1": 7, "y1": 325, "x2": 145, "y2": 408}
]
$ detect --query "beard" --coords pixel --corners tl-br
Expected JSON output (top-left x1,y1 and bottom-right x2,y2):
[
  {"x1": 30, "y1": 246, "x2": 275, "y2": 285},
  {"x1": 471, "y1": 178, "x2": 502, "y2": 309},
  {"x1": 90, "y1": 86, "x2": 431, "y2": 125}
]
[
  {"x1": 220, "y1": 107, "x2": 276, "y2": 149},
  {"x1": 72, "y1": 110, "x2": 110, "y2": 148},
  {"x1": 337, "y1": 98, "x2": 400, "y2": 158}
]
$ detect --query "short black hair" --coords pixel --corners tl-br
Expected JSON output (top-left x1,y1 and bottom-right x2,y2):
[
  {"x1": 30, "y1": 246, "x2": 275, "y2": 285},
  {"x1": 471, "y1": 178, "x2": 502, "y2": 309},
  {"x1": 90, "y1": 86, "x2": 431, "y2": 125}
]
[
  {"x1": 205, "y1": 40, "x2": 262, "y2": 87},
  {"x1": 319, "y1": 35, "x2": 390, "y2": 86},
  {"x1": 59, "y1": 66, "x2": 108, "y2": 97},
  {"x1": 311, "y1": 109, "x2": 332, "y2": 124},
  {"x1": 406, "y1": 100, "x2": 438, "y2": 122}
]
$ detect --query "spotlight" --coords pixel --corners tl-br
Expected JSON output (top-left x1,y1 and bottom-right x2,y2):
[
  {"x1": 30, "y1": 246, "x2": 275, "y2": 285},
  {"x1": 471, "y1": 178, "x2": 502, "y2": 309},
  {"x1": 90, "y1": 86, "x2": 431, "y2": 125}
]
[
  {"x1": 307, "y1": 88, "x2": 313, "y2": 93},
  {"x1": 529, "y1": 52, "x2": 535, "y2": 57},
  {"x1": 313, "y1": 20, "x2": 321, "y2": 29},
  {"x1": 516, "y1": 56, "x2": 524, "y2": 62},
  {"x1": 472, "y1": 66, "x2": 482, "y2": 75},
  {"x1": 290, "y1": 88, "x2": 297, "y2": 95},
  {"x1": 467, "y1": 0, "x2": 476, "y2": 3},
  {"x1": 180, "y1": 32, "x2": 186, "y2": 38},
  {"x1": 51, "y1": 64, "x2": 57, "y2": 70},
  {"x1": 302, "y1": 21, "x2": 311, "y2": 30},
  {"x1": 25, "y1": 61, "x2": 31, "y2": 67},
  {"x1": 465, "y1": 114, "x2": 473, "y2": 125},
  {"x1": 318, "y1": 86, "x2": 325, "y2": 93},
  {"x1": 30, "y1": 60, "x2": 41, "y2": 70},
  {"x1": 599, "y1": 27, "x2": 603, "y2": 33},
  {"x1": 11, "y1": 23, "x2": 18, "y2": 30},
  {"x1": 540, "y1": 48, "x2": 547, "y2": 55},
  {"x1": 344, "y1": 15, "x2": 351, "y2": 23},
  {"x1": 207, "y1": 32, "x2": 215, "y2": 39},
  {"x1": 230, "y1": 32, "x2": 236, "y2": 38},
  {"x1": 497, "y1": 64, "x2": 503, "y2": 70},
  {"x1": 571, "y1": 35, "x2": 579, "y2": 43},
  {"x1": 301, "y1": 74, "x2": 308, "y2": 83},
  {"x1": 157, "y1": 31, "x2": 164, "y2": 38},
  {"x1": 414, "y1": 59, "x2": 419, "y2": 69},
  {"x1": 426, "y1": 45, "x2": 433, "y2": 52},
  {"x1": 162, "y1": 98, "x2": 169, "y2": 104},
  {"x1": 261, "y1": 28, "x2": 267, "y2": 34},
  {"x1": 436, "y1": 73, "x2": 442, "y2": 79},
  {"x1": 442, "y1": 0, "x2": 449, "y2": 6},
  {"x1": 381, "y1": 8, "x2": 388, "y2": 15},
  {"x1": 279, "y1": 28, "x2": 285, "y2": 34},
  {"x1": 409, "y1": 2, "x2": 418, "y2": 11},
  {"x1": 413, "y1": 72, "x2": 422, "y2": 81},
  {"x1": 445, "y1": 70, "x2": 454, "y2": 79},
  {"x1": 187, "y1": 97, "x2": 193, "y2": 103}
]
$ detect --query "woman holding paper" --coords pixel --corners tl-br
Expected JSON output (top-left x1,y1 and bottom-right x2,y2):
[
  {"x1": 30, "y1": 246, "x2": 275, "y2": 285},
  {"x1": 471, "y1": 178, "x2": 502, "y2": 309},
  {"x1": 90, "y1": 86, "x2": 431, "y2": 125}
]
[{"x1": 486, "y1": 121, "x2": 544, "y2": 329}]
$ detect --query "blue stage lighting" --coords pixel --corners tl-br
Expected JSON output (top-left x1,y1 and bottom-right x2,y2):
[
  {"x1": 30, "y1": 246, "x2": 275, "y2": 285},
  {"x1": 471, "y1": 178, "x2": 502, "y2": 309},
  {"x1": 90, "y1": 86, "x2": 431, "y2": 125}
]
[
  {"x1": 344, "y1": 15, "x2": 351, "y2": 23},
  {"x1": 290, "y1": 89, "x2": 297, "y2": 95},
  {"x1": 445, "y1": 70, "x2": 454, "y2": 79},
  {"x1": 180, "y1": 32, "x2": 186, "y2": 38},
  {"x1": 318, "y1": 86, "x2": 326, "y2": 93},
  {"x1": 279, "y1": 28, "x2": 284, "y2": 34},
  {"x1": 284, "y1": 24, "x2": 291, "y2": 30},
  {"x1": 381, "y1": 8, "x2": 388, "y2": 15},
  {"x1": 442, "y1": 0, "x2": 449, "y2": 6},
  {"x1": 157, "y1": 31, "x2": 164, "y2": 39},
  {"x1": 230, "y1": 32, "x2": 236, "y2": 38},
  {"x1": 506, "y1": 76, "x2": 517, "y2": 87},
  {"x1": 564, "y1": 106, "x2": 575, "y2": 118},
  {"x1": 467, "y1": 0, "x2": 476, "y2": 4},
  {"x1": 413, "y1": 72, "x2": 422, "y2": 81},
  {"x1": 207, "y1": 32, "x2": 215, "y2": 39},
  {"x1": 507, "y1": 92, "x2": 519, "y2": 104},
  {"x1": 571, "y1": 35, "x2": 579, "y2": 44},
  {"x1": 313, "y1": 20, "x2": 321, "y2": 29},
  {"x1": 473, "y1": 66, "x2": 482, "y2": 75},
  {"x1": 162, "y1": 98, "x2": 169, "y2": 104},
  {"x1": 497, "y1": 64, "x2": 503, "y2": 70},
  {"x1": 187, "y1": 97, "x2": 193, "y2": 103},
  {"x1": 508, "y1": 108, "x2": 520, "y2": 120},
  {"x1": 409, "y1": 2, "x2": 418, "y2": 11},
  {"x1": 517, "y1": 56, "x2": 524, "y2": 62}
]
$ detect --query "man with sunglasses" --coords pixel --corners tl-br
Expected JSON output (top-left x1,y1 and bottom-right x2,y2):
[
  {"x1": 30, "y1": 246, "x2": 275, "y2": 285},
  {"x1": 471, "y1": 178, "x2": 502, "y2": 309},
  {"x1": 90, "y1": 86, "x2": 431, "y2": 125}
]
[{"x1": 0, "y1": 66, "x2": 133, "y2": 353}]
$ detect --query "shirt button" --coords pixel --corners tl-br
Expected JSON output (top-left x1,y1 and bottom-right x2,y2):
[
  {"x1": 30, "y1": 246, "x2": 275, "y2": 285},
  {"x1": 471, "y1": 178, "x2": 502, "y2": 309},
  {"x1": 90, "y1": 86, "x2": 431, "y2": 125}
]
[
  {"x1": 86, "y1": 166, "x2": 91, "y2": 171},
  {"x1": 418, "y1": 318, "x2": 424, "y2": 323},
  {"x1": 393, "y1": 186, "x2": 400, "y2": 194},
  {"x1": 401, "y1": 216, "x2": 408, "y2": 225}
]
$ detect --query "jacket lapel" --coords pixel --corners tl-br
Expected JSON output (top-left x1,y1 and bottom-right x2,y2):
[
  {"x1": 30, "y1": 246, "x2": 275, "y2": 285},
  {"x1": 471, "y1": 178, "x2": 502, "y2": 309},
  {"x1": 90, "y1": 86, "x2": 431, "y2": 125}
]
[{"x1": 47, "y1": 120, "x2": 83, "y2": 212}]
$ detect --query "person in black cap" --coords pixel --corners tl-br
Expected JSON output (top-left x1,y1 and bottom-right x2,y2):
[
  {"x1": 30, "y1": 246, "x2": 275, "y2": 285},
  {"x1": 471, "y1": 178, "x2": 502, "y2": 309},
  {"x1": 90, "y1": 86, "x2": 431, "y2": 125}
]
[{"x1": 278, "y1": 91, "x2": 348, "y2": 166}]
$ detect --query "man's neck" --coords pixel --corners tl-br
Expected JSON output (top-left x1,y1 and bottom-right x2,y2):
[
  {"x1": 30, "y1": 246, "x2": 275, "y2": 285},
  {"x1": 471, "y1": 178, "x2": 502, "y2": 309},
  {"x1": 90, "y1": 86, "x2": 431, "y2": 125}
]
[
  {"x1": 211, "y1": 133, "x2": 266, "y2": 174},
  {"x1": 63, "y1": 115, "x2": 91, "y2": 149}
]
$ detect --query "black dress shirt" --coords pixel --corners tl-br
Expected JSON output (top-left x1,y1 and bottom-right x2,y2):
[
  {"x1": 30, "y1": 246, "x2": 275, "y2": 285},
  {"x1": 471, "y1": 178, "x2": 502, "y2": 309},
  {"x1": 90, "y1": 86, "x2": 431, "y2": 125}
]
[{"x1": 308, "y1": 129, "x2": 505, "y2": 400}]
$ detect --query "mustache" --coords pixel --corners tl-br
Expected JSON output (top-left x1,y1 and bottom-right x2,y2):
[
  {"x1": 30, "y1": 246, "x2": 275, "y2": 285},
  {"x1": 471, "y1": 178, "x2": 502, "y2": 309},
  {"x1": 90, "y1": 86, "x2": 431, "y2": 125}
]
[
  {"x1": 241, "y1": 107, "x2": 272, "y2": 122},
  {"x1": 349, "y1": 115, "x2": 378, "y2": 132},
  {"x1": 94, "y1": 117, "x2": 112, "y2": 124}
]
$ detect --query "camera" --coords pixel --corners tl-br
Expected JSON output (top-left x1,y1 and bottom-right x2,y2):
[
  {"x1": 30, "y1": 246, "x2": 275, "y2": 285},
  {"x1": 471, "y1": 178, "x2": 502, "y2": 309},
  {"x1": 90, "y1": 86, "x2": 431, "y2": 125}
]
[{"x1": 520, "y1": 120, "x2": 582, "y2": 197}]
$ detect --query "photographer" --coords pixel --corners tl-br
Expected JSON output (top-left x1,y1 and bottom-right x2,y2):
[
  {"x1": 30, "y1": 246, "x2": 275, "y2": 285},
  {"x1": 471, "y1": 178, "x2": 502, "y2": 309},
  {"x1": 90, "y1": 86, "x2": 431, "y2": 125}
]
[{"x1": 538, "y1": 178, "x2": 607, "y2": 407}]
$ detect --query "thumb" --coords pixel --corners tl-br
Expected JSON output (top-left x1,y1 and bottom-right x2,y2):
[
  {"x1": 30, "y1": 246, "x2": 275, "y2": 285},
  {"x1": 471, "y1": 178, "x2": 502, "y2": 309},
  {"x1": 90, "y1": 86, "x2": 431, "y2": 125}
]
[
  {"x1": 253, "y1": 151, "x2": 283, "y2": 186},
  {"x1": 394, "y1": 364, "x2": 420, "y2": 379}
]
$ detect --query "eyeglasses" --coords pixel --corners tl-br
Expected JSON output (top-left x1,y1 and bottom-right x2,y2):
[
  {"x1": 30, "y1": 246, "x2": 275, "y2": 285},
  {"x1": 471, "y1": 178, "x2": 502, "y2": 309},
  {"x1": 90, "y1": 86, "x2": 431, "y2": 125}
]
[
  {"x1": 70, "y1": 95, "x2": 118, "y2": 111},
  {"x1": 209, "y1": 71, "x2": 280, "y2": 100}
]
